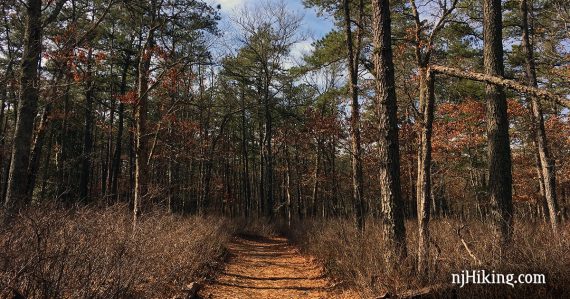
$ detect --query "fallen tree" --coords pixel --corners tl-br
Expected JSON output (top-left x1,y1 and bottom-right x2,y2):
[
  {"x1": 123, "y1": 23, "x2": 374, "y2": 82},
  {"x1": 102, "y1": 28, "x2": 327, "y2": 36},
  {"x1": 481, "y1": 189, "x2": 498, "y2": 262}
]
[{"x1": 430, "y1": 64, "x2": 570, "y2": 109}]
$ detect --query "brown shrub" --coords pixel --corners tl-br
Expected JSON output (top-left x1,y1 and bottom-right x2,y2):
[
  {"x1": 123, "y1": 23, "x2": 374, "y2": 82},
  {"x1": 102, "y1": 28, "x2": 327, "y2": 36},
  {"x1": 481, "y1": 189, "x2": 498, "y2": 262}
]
[
  {"x1": 0, "y1": 203, "x2": 233, "y2": 298},
  {"x1": 235, "y1": 218, "x2": 279, "y2": 238},
  {"x1": 285, "y1": 218, "x2": 570, "y2": 298}
]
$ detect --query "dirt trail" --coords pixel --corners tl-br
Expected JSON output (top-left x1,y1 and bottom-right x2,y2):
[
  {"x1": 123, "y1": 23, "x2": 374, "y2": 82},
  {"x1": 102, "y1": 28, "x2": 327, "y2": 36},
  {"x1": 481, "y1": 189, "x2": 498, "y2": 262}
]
[{"x1": 199, "y1": 235, "x2": 360, "y2": 299}]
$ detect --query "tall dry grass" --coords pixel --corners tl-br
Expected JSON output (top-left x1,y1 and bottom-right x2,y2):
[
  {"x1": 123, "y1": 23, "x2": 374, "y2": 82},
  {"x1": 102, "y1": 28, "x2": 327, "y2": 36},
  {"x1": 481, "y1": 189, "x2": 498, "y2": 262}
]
[
  {"x1": 0, "y1": 203, "x2": 234, "y2": 298},
  {"x1": 285, "y1": 218, "x2": 570, "y2": 298}
]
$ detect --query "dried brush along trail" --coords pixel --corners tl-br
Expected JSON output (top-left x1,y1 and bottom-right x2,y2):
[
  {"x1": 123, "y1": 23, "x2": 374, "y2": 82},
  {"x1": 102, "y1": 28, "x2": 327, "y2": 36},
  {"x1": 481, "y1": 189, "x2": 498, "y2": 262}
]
[{"x1": 199, "y1": 235, "x2": 360, "y2": 299}]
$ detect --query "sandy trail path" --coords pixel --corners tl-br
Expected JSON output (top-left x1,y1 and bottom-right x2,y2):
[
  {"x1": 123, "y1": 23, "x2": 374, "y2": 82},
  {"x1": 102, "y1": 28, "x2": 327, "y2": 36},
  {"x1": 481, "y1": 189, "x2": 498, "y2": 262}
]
[{"x1": 199, "y1": 235, "x2": 360, "y2": 299}]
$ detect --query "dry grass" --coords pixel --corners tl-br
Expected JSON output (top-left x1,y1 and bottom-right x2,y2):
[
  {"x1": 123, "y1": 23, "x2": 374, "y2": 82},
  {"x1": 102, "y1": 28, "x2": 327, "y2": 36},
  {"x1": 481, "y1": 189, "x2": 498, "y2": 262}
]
[
  {"x1": 285, "y1": 218, "x2": 570, "y2": 298},
  {"x1": 3, "y1": 203, "x2": 566, "y2": 298},
  {"x1": 0, "y1": 203, "x2": 234, "y2": 298}
]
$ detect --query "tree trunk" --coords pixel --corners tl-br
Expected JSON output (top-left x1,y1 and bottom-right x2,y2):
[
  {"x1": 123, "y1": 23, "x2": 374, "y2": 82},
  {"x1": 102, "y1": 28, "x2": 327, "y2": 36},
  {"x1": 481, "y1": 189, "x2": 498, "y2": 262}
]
[
  {"x1": 79, "y1": 48, "x2": 95, "y2": 200},
  {"x1": 103, "y1": 99, "x2": 114, "y2": 199},
  {"x1": 198, "y1": 67, "x2": 211, "y2": 214},
  {"x1": 520, "y1": 0, "x2": 559, "y2": 234},
  {"x1": 264, "y1": 79, "x2": 274, "y2": 219},
  {"x1": 0, "y1": 63, "x2": 12, "y2": 203},
  {"x1": 330, "y1": 137, "x2": 339, "y2": 216},
  {"x1": 102, "y1": 109, "x2": 112, "y2": 198},
  {"x1": 4, "y1": 0, "x2": 42, "y2": 210},
  {"x1": 133, "y1": 29, "x2": 155, "y2": 226},
  {"x1": 39, "y1": 126, "x2": 54, "y2": 200},
  {"x1": 311, "y1": 142, "x2": 321, "y2": 218},
  {"x1": 371, "y1": 0, "x2": 407, "y2": 258},
  {"x1": 240, "y1": 83, "x2": 251, "y2": 218},
  {"x1": 258, "y1": 103, "x2": 265, "y2": 217},
  {"x1": 483, "y1": 0, "x2": 513, "y2": 245},
  {"x1": 416, "y1": 68, "x2": 435, "y2": 274},
  {"x1": 285, "y1": 147, "x2": 292, "y2": 227},
  {"x1": 27, "y1": 69, "x2": 64, "y2": 198},
  {"x1": 0, "y1": 19, "x2": 14, "y2": 190},
  {"x1": 343, "y1": 0, "x2": 366, "y2": 231},
  {"x1": 167, "y1": 151, "x2": 174, "y2": 212},
  {"x1": 295, "y1": 150, "x2": 303, "y2": 219},
  {"x1": 27, "y1": 103, "x2": 52, "y2": 198},
  {"x1": 110, "y1": 54, "x2": 131, "y2": 201},
  {"x1": 56, "y1": 85, "x2": 71, "y2": 201}
]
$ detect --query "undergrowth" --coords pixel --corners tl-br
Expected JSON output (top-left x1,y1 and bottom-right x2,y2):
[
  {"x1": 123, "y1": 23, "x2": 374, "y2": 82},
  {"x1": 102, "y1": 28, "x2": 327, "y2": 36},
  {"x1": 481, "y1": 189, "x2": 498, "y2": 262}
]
[
  {"x1": 0, "y1": 203, "x2": 234, "y2": 298},
  {"x1": 285, "y1": 218, "x2": 570, "y2": 298}
]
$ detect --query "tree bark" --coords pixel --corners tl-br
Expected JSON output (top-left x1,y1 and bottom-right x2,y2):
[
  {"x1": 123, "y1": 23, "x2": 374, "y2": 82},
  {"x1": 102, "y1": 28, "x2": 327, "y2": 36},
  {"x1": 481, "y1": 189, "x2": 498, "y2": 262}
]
[
  {"x1": 0, "y1": 58, "x2": 13, "y2": 199},
  {"x1": 0, "y1": 62, "x2": 12, "y2": 203},
  {"x1": 295, "y1": 150, "x2": 303, "y2": 219},
  {"x1": 483, "y1": 0, "x2": 513, "y2": 245},
  {"x1": 416, "y1": 68, "x2": 435, "y2": 274},
  {"x1": 5, "y1": 0, "x2": 42, "y2": 210},
  {"x1": 240, "y1": 83, "x2": 251, "y2": 218},
  {"x1": 56, "y1": 84, "x2": 71, "y2": 201},
  {"x1": 198, "y1": 66, "x2": 211, "y2": 214},
  {"x1": 520, "y1": 0, "x2": 559, "y2": 234},
  {"x1": 285, "y1": 147, "x2": 292, "y2": 227},
  {"x1": 27, "y1": 103, "x2": 52, "y2": 198},
  {"x1": 264, "y1": 75, "x2": 274, "y2": 219},
  {"x1": 311, "y1": 142, "x2": 320, "y2": 218},
  {"x1": 371, "y1": 0, "x2": 407, "y2": 258},
  {"x1": 27, "y1": 69, "x2": 64, "y2": 198},
  {"x1": 343, "y1": 0, "x2": 366, "y2": 231},
  {"x1": 110, "y1": 54, "x2": 131, "y2": 201},
  {"x1": 133, "y1": 27, "x2": 156, "y2": 226},
  {"x1": 79, "y1": 48, "x2": 95, "y2": 200},
  {"x1": 39, "y1": 126, "x2": 54, "y2": 200}
]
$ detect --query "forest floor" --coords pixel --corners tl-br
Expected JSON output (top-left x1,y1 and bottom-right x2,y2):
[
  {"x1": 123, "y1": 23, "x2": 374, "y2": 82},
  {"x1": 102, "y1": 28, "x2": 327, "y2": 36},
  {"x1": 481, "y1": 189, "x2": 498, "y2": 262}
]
[{"x1": 199, "y1": 235, "x2": 360, "y2": 299}]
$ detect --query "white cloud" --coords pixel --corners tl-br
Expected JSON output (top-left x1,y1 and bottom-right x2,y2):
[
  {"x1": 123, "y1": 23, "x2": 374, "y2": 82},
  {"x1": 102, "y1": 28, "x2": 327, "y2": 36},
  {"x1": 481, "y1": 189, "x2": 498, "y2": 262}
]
[
  {"x1": 281, "y1": 39, "x2": 314, "y2": 69},
  {"x1": 291, "y1": 39, "x2": 314, "y2": 60}
]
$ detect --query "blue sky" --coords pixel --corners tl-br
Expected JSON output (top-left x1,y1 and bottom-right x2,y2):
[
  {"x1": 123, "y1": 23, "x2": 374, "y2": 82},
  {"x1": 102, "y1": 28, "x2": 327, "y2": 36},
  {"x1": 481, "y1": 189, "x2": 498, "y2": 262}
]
[
  {"x1": 210, "y1": 0, "x2": 334, "y2": 61},
  {"x1": 215, "y1": 0, "x2": 333, "y2": 37}
]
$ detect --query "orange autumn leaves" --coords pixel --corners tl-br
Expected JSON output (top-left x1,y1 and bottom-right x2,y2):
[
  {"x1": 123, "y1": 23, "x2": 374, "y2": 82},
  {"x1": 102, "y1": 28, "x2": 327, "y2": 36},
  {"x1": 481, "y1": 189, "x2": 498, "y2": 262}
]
[
  {"x1": 429, "y1": 97, "x2": 570, "y2": 202},
  {"x1": 431, "y1": 98, "x2": 552, "y2": 157},
  {"x1": 432, "y1": 99, "x2": 486, "y2": 160}
]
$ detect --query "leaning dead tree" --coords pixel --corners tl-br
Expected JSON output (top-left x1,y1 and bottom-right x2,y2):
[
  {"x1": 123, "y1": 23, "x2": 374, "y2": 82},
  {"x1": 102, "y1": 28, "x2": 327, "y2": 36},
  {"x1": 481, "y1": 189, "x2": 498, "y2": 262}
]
[{"x1": 430, "y1": 65, "x2": 570, "y2": 109}]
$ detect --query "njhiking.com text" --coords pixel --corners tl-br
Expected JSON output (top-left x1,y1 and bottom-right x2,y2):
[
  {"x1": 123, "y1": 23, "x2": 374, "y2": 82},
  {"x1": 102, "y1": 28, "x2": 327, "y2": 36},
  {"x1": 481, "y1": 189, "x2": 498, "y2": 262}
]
[{"x1": 452, "y1": 270, "x2": 546, "y2": 288}]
